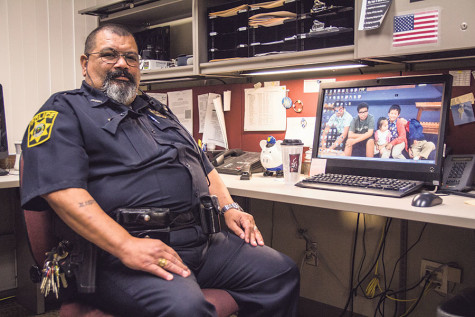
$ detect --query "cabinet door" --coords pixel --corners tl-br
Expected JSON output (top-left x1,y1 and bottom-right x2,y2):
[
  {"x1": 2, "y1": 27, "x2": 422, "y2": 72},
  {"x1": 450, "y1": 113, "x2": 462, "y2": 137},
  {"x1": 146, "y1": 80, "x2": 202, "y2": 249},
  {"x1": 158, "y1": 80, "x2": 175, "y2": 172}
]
[{"x1": 355, "y1": 0, "x2": 475, "y2": 59}]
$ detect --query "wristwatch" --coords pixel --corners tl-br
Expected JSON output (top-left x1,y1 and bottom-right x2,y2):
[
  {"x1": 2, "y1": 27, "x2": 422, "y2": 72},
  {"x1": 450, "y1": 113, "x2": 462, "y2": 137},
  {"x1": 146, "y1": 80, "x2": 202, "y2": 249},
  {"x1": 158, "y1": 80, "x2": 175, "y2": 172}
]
[{"x1": 220, "y1": 202, "x2": 243, "y2": 215}]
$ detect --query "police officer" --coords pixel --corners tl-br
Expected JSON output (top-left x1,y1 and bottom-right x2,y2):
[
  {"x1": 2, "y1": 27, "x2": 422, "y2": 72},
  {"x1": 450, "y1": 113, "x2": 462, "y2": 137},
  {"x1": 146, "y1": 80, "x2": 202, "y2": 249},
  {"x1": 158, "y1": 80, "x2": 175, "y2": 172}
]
[{"x1": 20, "y1": 24, "x2": 299, "y2": 316}]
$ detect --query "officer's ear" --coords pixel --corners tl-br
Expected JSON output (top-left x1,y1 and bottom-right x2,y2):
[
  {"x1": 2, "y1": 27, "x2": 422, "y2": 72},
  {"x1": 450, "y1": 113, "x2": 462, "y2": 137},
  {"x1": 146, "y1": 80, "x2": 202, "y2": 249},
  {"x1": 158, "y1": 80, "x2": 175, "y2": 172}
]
[{"x1": 80, "y1": 54, "x2": 88, "y2": 77}]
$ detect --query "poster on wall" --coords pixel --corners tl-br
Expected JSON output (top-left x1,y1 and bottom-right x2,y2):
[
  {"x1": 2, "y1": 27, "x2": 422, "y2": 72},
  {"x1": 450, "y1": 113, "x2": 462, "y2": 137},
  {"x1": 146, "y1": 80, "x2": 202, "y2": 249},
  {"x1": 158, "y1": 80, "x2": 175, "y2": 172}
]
[
  {"x1": 358, "y1": 0, "x2": 392, "y2": 30},
  {"x1": 167, "y1": 90, "x2": 193, "y2": 133},
  {"x1": 244, "y1": 86, "x2": 286, "y2": 131}
]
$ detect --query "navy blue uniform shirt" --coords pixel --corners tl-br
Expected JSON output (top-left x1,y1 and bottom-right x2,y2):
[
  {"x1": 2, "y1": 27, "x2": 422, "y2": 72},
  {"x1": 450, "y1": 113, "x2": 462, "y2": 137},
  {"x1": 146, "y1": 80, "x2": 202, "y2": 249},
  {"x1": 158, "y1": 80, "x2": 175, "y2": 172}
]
[{"x1": 21, "y1": 81, "x2": 213, "y2": 214}]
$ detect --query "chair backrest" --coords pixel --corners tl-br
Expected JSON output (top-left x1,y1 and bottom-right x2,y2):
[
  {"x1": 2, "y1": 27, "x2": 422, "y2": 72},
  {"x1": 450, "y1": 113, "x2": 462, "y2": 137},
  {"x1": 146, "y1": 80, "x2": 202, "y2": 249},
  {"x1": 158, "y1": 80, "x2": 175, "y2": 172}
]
[
  {"x1": 19, "y1": 156, "x2": 57, "y2": 266},
  {"x1": 22, "y1": 209, "x2": 57, "y2": 266}
]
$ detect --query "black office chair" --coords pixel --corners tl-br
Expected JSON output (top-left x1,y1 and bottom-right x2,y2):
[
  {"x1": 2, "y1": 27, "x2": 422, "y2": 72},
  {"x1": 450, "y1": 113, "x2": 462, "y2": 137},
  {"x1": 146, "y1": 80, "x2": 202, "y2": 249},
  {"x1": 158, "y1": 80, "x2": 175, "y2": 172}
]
[{"x1": 18, "y1": 159, "x2": 238, "y2": 317}]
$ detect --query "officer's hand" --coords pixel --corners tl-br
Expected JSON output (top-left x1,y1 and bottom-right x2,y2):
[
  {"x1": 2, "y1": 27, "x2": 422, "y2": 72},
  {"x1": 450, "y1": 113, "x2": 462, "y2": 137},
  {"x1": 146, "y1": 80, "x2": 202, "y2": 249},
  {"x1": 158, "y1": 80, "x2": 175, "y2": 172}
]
[
  {"x1": 118, "y1": 237, "x2": 191, "y2": 280},
  {"x1": 224, "y1": 209, "x2": 264, "y2": 246}
]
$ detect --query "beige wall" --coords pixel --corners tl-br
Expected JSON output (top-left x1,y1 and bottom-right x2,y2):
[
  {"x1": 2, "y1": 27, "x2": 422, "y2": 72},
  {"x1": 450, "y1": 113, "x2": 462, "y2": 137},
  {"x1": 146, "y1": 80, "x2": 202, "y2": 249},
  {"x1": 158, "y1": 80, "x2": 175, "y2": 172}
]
[
  {"x1": 240, "y1": 197, "x2": 475, "y2": 316},
  {"x1": 0, "y1": 0, "x2": 100, "y2": 154}
]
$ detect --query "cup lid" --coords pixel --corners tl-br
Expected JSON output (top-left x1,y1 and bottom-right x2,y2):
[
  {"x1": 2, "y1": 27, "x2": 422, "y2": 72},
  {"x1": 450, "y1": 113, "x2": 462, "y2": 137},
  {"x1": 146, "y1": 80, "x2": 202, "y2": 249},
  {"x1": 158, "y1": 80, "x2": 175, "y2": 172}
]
[{"x1": 281, "y1": 139, "x2": 304, "y2": 146}]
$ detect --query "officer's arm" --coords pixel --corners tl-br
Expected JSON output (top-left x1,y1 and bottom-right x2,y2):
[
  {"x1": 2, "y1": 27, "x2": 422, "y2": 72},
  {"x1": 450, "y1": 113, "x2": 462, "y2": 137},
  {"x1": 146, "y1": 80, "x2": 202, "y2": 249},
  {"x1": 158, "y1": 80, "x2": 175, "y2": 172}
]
[
  {"x1": 208, "y1": 169, "x2": 264, "y2": 246},
  {"x1": 43, "y1": 188, "x2": 190, "y2": 279}
]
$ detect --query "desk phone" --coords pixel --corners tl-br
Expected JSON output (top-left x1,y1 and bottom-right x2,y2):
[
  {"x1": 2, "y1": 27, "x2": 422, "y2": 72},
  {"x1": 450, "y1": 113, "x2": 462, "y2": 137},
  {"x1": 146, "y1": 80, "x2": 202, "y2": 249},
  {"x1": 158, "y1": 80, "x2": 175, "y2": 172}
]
[{"x1": 441, "y1": 154, "x2": 475, "y2": 192}]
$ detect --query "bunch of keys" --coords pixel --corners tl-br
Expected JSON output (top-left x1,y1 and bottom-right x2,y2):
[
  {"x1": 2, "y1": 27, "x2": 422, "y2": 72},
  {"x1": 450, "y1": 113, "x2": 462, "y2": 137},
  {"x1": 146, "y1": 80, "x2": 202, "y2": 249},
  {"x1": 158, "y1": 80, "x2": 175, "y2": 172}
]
[{"x1": 40, "y1": 241, "x2": 70, "y2": 298}]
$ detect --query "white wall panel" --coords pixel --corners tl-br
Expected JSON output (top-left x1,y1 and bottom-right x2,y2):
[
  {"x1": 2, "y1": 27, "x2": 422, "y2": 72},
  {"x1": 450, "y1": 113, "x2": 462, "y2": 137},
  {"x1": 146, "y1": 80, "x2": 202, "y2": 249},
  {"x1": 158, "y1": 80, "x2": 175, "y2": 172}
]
[{"x1": 0, "y1": 0, "x2": 98, "y2": 155}]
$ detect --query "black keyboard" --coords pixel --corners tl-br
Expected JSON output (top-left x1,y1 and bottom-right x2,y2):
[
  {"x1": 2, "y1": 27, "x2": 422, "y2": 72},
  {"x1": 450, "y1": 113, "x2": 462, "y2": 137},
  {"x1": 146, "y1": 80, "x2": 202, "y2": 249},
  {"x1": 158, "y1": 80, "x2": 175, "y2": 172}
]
[{"x1": 296, "y1": 173, "x2": 424, "y2": 198}]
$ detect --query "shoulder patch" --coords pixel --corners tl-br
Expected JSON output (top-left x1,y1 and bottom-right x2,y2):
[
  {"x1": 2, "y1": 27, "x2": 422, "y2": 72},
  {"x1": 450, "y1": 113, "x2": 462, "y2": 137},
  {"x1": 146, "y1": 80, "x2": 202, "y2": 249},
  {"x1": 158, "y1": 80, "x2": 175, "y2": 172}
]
[{"x1": 27, "y1": 111, "x2": 58, "y2": 147}]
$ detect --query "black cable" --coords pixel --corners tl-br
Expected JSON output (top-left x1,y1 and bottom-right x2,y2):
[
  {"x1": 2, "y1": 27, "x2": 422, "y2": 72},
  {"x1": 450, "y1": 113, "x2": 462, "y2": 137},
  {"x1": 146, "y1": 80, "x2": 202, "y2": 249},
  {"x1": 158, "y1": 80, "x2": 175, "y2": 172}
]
[
  {"x1": 339, "y1": 213, "x2": 361, "y2": 317},
  {"x1": 388, "y1": 223, "x2": 427, "y2": 289},
  {"x1": 355, "y1": 218, "x2": 392, "y2": 300},
  {"x1": 356, "y1": 215, "x2": 368, "y2": 286},
  {"x1": 373, "y1": 266, "x2": 433, "y2": 316},
  {"x1": 381, "y1": 222, "x2": 389, "y2": 316},
  {"x1": 402, "y1": 278, "x2": 431, "y2": 317},
  {"x1": 437, "y1": 189, "x2": 475, "y2": 198}
]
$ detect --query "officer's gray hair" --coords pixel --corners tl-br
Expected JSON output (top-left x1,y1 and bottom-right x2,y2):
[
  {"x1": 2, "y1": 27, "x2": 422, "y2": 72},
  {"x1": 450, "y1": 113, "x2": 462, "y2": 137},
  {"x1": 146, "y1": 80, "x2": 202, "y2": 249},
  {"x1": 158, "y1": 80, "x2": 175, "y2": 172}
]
[{"x1": 84, "y1": 24, "x2": 136, "y2": 54}]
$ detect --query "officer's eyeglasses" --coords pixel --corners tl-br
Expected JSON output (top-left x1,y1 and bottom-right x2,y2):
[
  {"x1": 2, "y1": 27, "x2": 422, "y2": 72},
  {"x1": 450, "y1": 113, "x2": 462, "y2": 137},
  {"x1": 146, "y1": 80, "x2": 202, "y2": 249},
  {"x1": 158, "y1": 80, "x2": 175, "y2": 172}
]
[
  {"x1": 86, "y1": 48, "x2": 141, "y2": 67},
  {"x1": 358, "y1": 110, "x2": 368, "y2": 114}
]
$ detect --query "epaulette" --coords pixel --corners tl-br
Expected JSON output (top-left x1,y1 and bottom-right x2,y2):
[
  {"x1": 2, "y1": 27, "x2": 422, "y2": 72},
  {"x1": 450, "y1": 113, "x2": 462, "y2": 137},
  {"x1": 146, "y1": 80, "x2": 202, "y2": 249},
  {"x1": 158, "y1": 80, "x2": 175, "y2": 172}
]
[{"x1": 60, "y1": 89, "x2": 84, "y2": 96}]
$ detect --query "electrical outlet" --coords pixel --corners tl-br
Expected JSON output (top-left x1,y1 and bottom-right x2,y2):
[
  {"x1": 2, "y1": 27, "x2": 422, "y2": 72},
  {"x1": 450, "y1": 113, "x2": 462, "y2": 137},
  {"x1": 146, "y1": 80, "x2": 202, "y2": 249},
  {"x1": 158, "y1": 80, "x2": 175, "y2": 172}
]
[
  {"x1": 420, "y1": 260, "x2": 463, "y2": 295},
  {"x1": 420, "y1": 260, "x2": 448, "y2": 294}
]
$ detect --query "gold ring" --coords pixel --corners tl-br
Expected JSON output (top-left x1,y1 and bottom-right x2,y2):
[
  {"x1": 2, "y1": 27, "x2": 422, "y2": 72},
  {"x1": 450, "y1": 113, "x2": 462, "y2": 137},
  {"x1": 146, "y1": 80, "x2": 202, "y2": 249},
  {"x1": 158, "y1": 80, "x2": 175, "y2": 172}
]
[{"x1": 158, "y1": 258, "x2": 168, "y2": 268}]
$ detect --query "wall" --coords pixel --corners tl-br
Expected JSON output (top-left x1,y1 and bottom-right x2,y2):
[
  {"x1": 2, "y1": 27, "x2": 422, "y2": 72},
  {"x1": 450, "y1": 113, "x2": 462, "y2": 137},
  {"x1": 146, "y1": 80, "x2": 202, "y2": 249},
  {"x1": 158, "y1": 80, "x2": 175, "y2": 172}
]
[
  {"x1": 0, "y1": 0, "x2": 99, "y2": 155},
  {"x1": 152, "y1": 68, "x2": 475, "y2": 155}
]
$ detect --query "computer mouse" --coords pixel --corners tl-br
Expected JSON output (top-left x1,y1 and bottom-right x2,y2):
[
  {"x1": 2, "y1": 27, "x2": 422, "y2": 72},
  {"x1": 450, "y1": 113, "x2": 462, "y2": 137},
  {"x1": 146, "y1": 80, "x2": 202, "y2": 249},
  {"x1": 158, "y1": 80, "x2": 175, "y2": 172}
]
[{"x1": 411, "y1": 192, "x2": 443, "y2": 207}]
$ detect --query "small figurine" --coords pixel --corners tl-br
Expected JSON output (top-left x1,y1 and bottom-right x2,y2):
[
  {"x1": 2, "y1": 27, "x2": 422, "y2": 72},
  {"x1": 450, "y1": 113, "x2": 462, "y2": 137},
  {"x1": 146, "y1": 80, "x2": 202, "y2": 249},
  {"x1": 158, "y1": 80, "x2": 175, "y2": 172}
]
[
  {"x1": 311, "y1": 0, "x2": 327, "y2": 13},
  {"x1": 310, "y1": 20, "x2": 325, "y2": 33},
  {"x1": 260, "y1": 136, "x2": 284, "y2": 177}
]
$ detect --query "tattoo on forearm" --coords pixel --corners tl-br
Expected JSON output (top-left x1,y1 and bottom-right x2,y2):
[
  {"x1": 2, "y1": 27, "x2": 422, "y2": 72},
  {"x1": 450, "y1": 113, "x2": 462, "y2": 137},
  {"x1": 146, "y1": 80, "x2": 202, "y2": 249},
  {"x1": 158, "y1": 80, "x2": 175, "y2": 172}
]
[{"x1": 78, "y1": 200, "x2": 96, "y2": 208}]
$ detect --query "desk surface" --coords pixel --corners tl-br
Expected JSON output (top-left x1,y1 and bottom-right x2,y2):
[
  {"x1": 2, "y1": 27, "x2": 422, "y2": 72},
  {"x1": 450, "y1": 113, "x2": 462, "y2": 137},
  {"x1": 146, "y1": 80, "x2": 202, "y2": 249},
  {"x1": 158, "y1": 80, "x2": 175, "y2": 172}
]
[
  {"x1": 3, "y1": 172, "x2": 473, "y2": 229},
  {"x1": 220, "y1": 174, "x2": 475, "y2": 230},
  {"x1": 0, "y1": 174, "x2": 19, "y2": 189}
]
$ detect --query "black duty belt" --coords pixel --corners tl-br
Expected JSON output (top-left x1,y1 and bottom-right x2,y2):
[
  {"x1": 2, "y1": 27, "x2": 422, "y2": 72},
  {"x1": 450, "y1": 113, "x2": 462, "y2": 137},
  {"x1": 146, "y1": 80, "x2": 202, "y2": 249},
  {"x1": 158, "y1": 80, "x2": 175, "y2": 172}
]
[{"x1": 114, "y1": 207, "x2": 198, "y2": 244}]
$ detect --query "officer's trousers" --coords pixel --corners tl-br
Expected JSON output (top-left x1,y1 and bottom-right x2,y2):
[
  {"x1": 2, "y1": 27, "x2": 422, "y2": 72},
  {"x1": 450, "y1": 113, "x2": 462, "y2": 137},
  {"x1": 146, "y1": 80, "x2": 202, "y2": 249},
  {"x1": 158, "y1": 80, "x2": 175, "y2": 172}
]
[{"x1": 79, "y1": 226, "x2": 300, "y2": 317}]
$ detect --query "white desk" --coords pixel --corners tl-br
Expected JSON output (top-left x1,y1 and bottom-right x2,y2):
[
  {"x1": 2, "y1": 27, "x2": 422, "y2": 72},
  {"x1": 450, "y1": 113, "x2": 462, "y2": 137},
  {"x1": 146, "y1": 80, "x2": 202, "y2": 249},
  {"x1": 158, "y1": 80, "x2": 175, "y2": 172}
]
[
  {"x1": 0, "y1": 174, "x2": 19, "y2": 189},
  {"x1": 220, "y1": 174, "x2": 475, "y2": 230},
  {"x1": 4, "y1": 172, "x2": 474, "y2": 229}
]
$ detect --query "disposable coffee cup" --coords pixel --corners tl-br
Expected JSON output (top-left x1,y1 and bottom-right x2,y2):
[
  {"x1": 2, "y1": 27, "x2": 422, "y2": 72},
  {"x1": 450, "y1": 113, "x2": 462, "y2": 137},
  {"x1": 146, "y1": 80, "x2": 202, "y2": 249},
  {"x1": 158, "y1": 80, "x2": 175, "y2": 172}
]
[{"x1": 281, "y1": 139, "x2": 304, "y2": 185}]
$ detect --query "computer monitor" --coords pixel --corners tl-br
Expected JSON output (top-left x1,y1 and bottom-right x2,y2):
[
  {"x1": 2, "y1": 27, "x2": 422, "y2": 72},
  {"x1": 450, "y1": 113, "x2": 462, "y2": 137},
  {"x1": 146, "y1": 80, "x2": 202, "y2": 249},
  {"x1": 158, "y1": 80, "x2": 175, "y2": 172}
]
[
  {"x1": 0, "y1": 84, "x2": 8, "y2": 161},
  {"x1": 312, "y1": 74, "x2": 453, "y2": 185}
]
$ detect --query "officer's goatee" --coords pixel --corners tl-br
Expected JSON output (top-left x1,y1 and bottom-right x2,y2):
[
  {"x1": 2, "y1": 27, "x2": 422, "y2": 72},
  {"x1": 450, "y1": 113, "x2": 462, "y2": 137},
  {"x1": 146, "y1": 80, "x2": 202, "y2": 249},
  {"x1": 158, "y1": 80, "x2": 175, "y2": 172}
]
[{"x1": 102, "y1": 69, "x2": 137, "y2": 106}]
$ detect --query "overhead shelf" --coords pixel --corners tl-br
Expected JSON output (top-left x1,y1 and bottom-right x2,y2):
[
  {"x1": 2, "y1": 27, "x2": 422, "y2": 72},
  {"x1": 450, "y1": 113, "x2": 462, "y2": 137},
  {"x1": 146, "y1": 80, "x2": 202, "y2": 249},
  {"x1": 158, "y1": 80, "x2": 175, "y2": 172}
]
[
  {"x1": 79, "y1": 0, "x2": 193, "y2": 27},
  {"x1": 200, "y1": 45, "x2": 355, "y2": 75}
]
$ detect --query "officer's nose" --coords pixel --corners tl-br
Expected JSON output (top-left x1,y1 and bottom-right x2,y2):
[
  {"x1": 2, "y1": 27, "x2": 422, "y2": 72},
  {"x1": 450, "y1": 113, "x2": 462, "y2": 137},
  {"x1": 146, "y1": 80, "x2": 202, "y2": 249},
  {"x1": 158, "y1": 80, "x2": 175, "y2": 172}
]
[{"x1": 114, "y1": 55, "x2": 129, "y2": 69}]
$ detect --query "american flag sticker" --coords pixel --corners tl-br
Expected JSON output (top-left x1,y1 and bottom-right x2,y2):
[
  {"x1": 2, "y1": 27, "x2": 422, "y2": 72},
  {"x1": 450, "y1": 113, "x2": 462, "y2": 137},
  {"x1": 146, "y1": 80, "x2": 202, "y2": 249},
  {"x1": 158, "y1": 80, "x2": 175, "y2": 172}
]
[{"x1": 393, "y1": 10, "x2": 439, "y2": 47}]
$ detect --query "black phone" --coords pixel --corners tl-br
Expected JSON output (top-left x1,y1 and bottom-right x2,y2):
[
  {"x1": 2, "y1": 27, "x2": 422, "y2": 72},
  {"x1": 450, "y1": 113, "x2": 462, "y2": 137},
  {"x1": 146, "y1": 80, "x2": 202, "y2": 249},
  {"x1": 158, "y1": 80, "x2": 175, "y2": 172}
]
[
  {"x1": 211, "y1": 149, "x2": 263, "y2": 175},
  {"x1": 440, "y1": 154, "x2": 475, "y2": 192}
]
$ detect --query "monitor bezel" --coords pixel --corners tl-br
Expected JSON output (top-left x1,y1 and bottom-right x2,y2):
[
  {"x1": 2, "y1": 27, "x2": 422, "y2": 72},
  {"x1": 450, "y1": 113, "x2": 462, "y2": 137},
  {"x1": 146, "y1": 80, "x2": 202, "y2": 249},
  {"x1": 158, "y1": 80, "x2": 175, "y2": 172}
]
[
  {"x1": 0, "y1": 84, "x2": 8, "y2": 160},
  {"x1": 311, "y1": 74, "x2": 453, "y2": 184}
]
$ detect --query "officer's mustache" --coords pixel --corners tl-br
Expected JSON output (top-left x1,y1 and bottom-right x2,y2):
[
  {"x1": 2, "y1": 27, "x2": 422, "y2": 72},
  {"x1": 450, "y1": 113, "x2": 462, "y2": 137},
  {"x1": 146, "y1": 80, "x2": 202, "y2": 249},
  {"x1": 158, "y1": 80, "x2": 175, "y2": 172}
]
[{"x1": 105, "y1": 69, "x2": 136, "y2": 85}]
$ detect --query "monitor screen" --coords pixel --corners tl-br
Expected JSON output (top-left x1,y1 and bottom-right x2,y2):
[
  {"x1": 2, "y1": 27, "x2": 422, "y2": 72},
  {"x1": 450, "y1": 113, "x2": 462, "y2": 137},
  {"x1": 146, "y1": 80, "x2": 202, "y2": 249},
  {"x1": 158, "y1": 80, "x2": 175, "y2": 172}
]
[
  {"x1": 312, "y1": 74, "x2": 453, "y2": 184},
  {"x1": 0, "y1": 84, "x2": 8, "y2": 160}
]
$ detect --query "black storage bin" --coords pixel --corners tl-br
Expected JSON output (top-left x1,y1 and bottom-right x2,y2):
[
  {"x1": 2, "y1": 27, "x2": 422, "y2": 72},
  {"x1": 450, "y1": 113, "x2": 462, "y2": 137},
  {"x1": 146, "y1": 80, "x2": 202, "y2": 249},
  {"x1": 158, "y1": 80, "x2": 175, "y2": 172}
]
[
  {"x1": 208, "y1": 1, "x2": 249, "y2": 60},
  {"x1": 134, "y1": 27, "x2": 170, "y2": 61}
]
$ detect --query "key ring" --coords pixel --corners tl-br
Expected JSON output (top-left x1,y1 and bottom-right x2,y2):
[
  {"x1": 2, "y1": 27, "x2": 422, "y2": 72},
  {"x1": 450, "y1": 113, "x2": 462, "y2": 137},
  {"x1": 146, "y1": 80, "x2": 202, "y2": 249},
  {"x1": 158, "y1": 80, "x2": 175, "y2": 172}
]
[{"x1": 293, "y1": 100, "x2": 303, "y2": 113}]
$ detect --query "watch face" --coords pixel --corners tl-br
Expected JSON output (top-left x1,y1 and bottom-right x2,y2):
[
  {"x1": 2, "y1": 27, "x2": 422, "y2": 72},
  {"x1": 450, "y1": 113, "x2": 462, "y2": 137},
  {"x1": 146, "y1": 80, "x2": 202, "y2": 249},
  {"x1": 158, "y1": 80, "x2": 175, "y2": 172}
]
[{"x1": 282, "y1": 97, "x2": 292, "y2": 109}]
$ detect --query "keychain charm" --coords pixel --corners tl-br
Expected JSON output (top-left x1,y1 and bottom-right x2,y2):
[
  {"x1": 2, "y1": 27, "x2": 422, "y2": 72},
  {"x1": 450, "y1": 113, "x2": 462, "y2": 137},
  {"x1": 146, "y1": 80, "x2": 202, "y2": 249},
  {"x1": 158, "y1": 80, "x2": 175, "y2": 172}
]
[
  {"x1": 293, "y1": 100, "x2": 303, "y2": 113},
  {"x1": 282, "y1": 96, "x2": 292, "y2": 109}
]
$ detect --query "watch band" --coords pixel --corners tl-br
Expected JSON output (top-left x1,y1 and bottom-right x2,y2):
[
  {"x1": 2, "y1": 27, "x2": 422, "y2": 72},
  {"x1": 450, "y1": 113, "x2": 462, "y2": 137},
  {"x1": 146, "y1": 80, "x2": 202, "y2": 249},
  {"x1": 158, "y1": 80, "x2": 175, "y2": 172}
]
[{"x1": 220, "y1": 202, "x2": 242, "y2": 215}]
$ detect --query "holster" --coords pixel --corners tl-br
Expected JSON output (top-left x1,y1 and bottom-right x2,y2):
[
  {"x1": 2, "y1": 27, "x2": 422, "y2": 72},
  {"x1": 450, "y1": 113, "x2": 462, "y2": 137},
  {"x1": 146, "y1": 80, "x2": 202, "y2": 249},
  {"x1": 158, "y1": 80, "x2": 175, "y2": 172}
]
[
  {"x1": 199, "y1": 195, "x2": 221, "y2": 234},
  {"x1": 53, "y1": 216, "x2": 97, "y2": 294}
]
